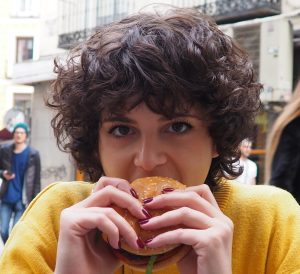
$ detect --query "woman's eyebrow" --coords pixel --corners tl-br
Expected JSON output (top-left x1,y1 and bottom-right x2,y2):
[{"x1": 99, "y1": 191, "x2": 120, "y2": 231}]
[
  {"x1": 160, "y1": 113, "x2": 201, "y2": 120},
  {"x1": 102, "y1": 116, "x2": 135, "y2": 123},
  {"x1": 101, "y1": 113, "x2": 201, "y2": 123}
]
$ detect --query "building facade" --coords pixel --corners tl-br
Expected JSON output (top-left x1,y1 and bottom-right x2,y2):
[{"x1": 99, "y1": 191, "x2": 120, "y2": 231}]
[
  {"x1": 9, "y1": 0, "x2": 300, "y2": 186},
  {"x1": 0, "y1": 0, "x2": 41, "y2": 130},
  {"x1": 2, "y1": 0, "x2": 70, "y2": 188}
]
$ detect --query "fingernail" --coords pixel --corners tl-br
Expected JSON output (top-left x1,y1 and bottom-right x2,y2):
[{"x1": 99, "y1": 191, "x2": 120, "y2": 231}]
[
  {"x1": 145, "y1": 238, "x2": 153, "y2": 244},
  {"x1": 137, "y1": 238, "x2": 145, "y2": 248},
  {"x1": 130, "y1": 188, "x2": 139, "y2": 199},
  {"x1": 143, "y1": 197, "x2": 153, "y2": 204},
  {"x1": 142, "y1": 208, "x2": 152, "y2": 218},
  {"x1": 162, "y1": 187, "x2": 174, "y2": 193},
  {"x1": 138, "y1": 218, "x2": 149, "y2": 225}
]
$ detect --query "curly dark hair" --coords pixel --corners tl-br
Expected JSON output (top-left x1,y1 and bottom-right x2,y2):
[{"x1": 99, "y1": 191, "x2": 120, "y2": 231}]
[{"x1": 47, "y1": 8, "x2": 262, "y2": 188}]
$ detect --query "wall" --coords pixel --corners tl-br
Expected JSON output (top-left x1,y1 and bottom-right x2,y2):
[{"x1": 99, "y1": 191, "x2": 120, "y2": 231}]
[
  {"x1": 282, "y1": 0, "x2": 300, "y2": 13},
  {"x1": 39, "y1": 0, "x2": 65, "y2": 57},
  {"x1": 0, "y1": 1, "x2": 41, "y2": 129},
  {"x1": 31, "y1": 82, "x2": 75, "y2": 188}
]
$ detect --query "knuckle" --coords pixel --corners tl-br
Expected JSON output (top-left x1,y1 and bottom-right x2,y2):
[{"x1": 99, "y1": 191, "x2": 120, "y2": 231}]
[
  {"x1": 104, "y1": 207, "x2": 115, "y2": 217},
  {"x1": 200, "y1": 184, "x2": 210, "y2": 192},
  {"x1": 60, "y1": 209, "x2": 68, "y2": 221},
  {"x1": 220, "y1": 215, "x2": 234, "y2": 233},
  {"x1": 60, "y1": 207, "x2": 72, "y2": 218},
  {"x1": 158, "y1": 194, "x2": 167, "y2": 203},
  {"x1": 214, "y1": 220, "x2": 234, "y2": 241},
  {"x1": 59, "y1": 208, "x2": 76, "y2": 227},
  {"x1": 103, "y1": 185, "x2": 116, "y2": 193},
  {"x1": 95, "y1": 214, "x2": 106, "y2": 224},
  {"x1": 176, "y1": 228, "x2": 186, "y2": 240},
  {"x1": 95, "y1": 176, "x2": 106, "y2": 186},
  {"x1": 180, "y1": 206, "x2": 191, "y2": 217},
  {"x1": 117, "y1": 178, "x2": 130, "y2": 186},
  {"x1": 187, "y1": 191, "x2": 199, "y2": 200},
  {"x1": 224, "y1": 219, "x2": 234, "y2": 234},
  {"x1": 112, "y1": 225, "x2": 119, "y2": 235},
  {"x1": 226, "y1": 218, "x2": 234, "y2": 231}
]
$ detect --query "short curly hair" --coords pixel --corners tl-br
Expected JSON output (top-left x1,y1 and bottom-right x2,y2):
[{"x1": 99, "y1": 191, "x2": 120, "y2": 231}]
[{"x1": 47, "y1": 8, "x2": 262, "y2": 188}]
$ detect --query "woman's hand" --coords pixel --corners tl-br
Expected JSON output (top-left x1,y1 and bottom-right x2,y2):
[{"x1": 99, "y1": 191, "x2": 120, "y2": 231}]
[
  {"x1": 141, "y1": 184, "x2": 233, "y2": 274},
  {"x1": 54, "y1": 177, "x2": 148, "y2": 274}
]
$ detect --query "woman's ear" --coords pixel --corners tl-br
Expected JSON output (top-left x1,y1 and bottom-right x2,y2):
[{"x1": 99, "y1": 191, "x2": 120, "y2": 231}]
[{"x1": 212, "y1": 144, "x2": 219, "y2": 158}]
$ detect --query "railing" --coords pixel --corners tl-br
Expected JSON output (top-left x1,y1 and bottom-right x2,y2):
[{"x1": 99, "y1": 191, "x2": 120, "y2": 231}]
[
  {"x1": 58, "y1": 0, "x2": 136, "y2": 49},
  {"x1": 58, "y1": 0, "x2": 208, "y2": 49},
  {"x1": 196, "y1": 0, "x2": 281, "y2": 24},
  {"x1": 58, "y1": 0, "x2": 281, "y2": 49}
]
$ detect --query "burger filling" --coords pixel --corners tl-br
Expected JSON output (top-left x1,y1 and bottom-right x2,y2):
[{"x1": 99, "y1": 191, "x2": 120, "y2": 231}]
[{"x1": 114, "y1": 245, "x2": 183, "y2": 266}]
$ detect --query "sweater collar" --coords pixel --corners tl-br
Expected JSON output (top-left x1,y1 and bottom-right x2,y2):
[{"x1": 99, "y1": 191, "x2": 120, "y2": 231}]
[{"x1": 213, "y1": 179, "x2": 232, "y2": 212}]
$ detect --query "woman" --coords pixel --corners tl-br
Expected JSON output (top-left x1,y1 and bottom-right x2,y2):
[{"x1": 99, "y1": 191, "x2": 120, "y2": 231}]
[
  {"x1": 0, "y1": 8, "x2": 299, "y2": 274},
  {"x1": 265, "y1": 81, "x2": 300, "y2": 203}
]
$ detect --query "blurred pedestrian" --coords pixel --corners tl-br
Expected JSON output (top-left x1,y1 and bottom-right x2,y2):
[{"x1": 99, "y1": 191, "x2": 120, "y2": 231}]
[
  {"x1": 0, "y1": 122, "x2": 41, "y2": 243},
  {"x1": 265, "y1": 81, "x2": 300, "y2": 203},
  {"x1": 235, "y1": 138, "x2": 257, "y2": 185}
]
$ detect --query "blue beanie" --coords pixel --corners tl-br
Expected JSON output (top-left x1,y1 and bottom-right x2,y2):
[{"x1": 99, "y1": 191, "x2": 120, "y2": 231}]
[{"x1": 13, "y1": 122, "x2": 30, "y2": 135}]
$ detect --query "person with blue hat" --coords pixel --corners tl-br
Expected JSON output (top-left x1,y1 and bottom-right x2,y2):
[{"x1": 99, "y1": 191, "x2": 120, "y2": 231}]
[
  {"x1": 0, "y1": 122, "x2": 41, "y2": 243},
  {"x1": 12, "y1": 122, "x2": 30, "y2": 135}
]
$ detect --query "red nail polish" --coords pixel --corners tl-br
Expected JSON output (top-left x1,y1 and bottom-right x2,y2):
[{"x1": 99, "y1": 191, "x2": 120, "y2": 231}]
[
  {"x1": 142, "y1": 208, "x2": 152, "y2": 218},
  {"x1": 162, "y1": 187, "x2": 175, "y2": 193},
  {"x1": 138, "y1": 219, "x2": 149, "y2": 225},
  {"x1": 130, "y1": 188, "x2": 139, "y2": 199},
  {"x1": 143, "y1": 197, "x2": 153, "y2": 204},
  {"x1": 145, "y1": 238, "x2": 153, "y2": 244},
  {"x1": 137, "y1": 238, "x2": 145, "y2": 248}
]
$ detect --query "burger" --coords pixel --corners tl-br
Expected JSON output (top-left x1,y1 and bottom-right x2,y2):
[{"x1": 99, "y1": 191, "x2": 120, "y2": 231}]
[{"x1": 103, "y1": 176, "x2": 191, "y2": 272}]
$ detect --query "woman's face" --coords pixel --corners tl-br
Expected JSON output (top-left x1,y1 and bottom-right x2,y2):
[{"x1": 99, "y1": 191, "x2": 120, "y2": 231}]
[{"x1": 98, "y1": 103, "x2": 218, "y2": 186}]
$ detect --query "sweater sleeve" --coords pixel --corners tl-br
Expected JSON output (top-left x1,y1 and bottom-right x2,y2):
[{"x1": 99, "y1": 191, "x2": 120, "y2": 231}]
[
  {"x1": 0, "y1": 181, "x2": 93, "y2": 274},
  {"x1": 265, "y1": 189, "x2": 300, "y2": 274}
]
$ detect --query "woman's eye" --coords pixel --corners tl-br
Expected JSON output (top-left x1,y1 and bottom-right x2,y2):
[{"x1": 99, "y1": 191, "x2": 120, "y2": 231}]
[
  {"x1": 169, "y1": 122, "x2": 192, "y2": 133},
  {"x1": 109, "y1": 125, "x2": 132, "y2": 137}
]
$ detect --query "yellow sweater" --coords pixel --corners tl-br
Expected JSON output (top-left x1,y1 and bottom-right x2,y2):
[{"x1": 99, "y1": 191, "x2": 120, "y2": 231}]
[{"x1": 0, "y1": 180, "x2": 300, "y2": 274}]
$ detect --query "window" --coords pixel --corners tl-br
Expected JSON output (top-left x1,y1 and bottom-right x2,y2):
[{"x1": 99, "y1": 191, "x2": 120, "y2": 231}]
[
  {"x1": 16, "y1": 37, "x2": 33, "y2": 63},
  {"x1": 13, "y1": 93, "x2": 33, "y2": 125},
  {"x1": 11, "y1": 0, "x2": 39, "y2": 17},
  {"x1": 19, "y1": 0, "x2": 32, "y2": 12}
]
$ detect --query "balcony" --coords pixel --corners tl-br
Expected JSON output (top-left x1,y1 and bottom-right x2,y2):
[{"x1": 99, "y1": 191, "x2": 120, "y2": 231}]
[
  {"x1": 58, "y1": 0, "x2": 282, "y2": 49},
  {"x1": 58, "y1": 0, "x2": 213, "y2": 49},
  {"x1": 58, "y1": 0, "x2": 136, "y2": 49},
  {"x1": 196, "y1": 0, "x2": 281, "y2": 24}
]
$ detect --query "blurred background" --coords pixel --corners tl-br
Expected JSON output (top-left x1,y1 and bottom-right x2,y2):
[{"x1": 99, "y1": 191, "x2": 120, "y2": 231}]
[{"x1": 1, "y1": 0, "x2": 300, "y2": 188}]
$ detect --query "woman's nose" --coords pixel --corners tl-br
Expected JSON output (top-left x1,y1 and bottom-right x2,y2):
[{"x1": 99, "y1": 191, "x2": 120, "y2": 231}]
[{"x1": 133, "y1": 137, "x2": 167, "y2": 171}]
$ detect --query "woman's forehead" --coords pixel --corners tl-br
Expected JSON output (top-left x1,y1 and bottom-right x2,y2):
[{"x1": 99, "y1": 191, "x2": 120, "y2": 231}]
[{"x1": 101, "y1": 101, "x2": 203, "y2": 120}]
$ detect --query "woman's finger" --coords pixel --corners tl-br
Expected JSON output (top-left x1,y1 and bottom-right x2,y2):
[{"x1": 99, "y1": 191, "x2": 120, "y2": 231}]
[
  {"x1": 145, "y1": 228, "x2": 206, "y2": 248},
  {"x1": 143, "y1": 190, "x2": 219, "y2": 218},
  {"x1": 92, "y1": 176, "x2": 132, "y2": 195},
  {"x1": 145, "y1": 224, "x2": 233, "y2": 250},
  {"x1": 140, "y1": 207, "x2": 214, "y2": 230},
  {"x1": 60, "y1": 207, "x2": 140, "y2": 250},
  {"x1": 185, "y1": 184, "x2": 219, "y2": 208},
  {"x1": 75, "y1": 185, "x2": 147, "y2": 220}
]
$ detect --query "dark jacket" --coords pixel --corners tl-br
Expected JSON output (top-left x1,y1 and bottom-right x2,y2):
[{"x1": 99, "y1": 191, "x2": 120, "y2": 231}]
[
  {"x1": 270, "y1": 117, "x2": 300, "y2": 204},
  {"x1": 0, "y1": 143, "x2": 41, "y2": 205}
]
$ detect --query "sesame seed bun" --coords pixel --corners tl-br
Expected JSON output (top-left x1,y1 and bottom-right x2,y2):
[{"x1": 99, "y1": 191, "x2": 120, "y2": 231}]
[{"x1": 103, "y1": 176, "x2": 191, "y2": 271}]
